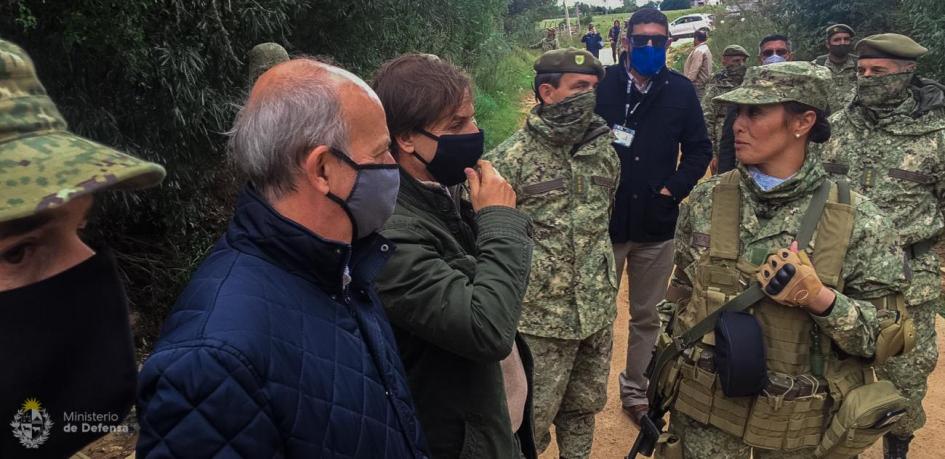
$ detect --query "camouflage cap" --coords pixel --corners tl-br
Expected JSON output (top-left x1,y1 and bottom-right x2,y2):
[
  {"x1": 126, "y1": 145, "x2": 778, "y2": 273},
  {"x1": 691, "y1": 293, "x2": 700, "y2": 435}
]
[
  {"x1": 826, "y1": 24, "x2": 855, "y2": 39},
  {"x1": 0, "y1": 39, "x2": 165, "y2": 223},
  {"x1": 723, "y1": 45, "x2": 750, "y2": 58},
  {"x1": 247, "y1": 42, "x2": 290, "y2": 82},
  {"x1": 856, "y1": 33, "x2": 927, "y2": 61},
  {"x1": 534, "y1": 48, "x2": 605, "y2": 80},
  {"x1": 714, "y1": 61, "x2": 831, "y2": 112}
]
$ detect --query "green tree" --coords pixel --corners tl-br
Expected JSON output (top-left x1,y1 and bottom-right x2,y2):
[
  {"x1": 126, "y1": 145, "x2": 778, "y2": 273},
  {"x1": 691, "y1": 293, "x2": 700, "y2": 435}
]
[
  {"x1": 902, "y1": 0, "x2": 945, "y2": 82},
  {"x1": 767, "y1": 0, "x2": 901, "y2": 61}
]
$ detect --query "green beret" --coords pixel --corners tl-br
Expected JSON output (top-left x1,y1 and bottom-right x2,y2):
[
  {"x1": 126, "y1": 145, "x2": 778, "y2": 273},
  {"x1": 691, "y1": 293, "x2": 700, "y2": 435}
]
[
  {"x1": 723, "y1": 45, "x2": 749, "y2": 58},
  {"x1": 826, "y1": 24, "x2": 854, "y2": 39},
  {"x1": 534, "y1": 48, "x2": 605, "y2": 80},
  {"x1": 856, "y1": 33, "x2": 927, "y2": 61},
  {"x1": 715, "y1": 62, "x2": 832, "y2": 112}
]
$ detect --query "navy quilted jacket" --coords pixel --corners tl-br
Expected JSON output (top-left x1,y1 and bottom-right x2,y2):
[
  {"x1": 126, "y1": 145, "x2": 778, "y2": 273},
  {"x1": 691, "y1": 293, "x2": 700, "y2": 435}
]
[{"x1": 136, "y1": 188, "x2": 428, "y2": 458}]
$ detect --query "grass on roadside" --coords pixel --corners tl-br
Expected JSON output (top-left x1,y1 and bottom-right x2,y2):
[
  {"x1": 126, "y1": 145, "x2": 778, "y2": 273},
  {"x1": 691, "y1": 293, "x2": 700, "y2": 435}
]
[{"x1": 471, "y1": 42, "x2": 538, "y2": 150}]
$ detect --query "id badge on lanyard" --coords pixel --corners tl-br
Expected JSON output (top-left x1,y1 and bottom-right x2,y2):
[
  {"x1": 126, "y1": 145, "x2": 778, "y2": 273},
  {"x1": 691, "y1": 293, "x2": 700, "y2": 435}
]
[
  {"x1": 614, "y1": 79, "x2": 642, "y2": 148},
  {"x1": 613, "y1": 125, "x2": 635, "y2": 147}
]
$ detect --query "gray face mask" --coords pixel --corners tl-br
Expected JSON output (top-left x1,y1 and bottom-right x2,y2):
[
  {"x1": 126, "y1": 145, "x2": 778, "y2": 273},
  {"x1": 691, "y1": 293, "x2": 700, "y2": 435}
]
[{"x1": 327, "y1": 149, "x2": 400, "y2": 240}]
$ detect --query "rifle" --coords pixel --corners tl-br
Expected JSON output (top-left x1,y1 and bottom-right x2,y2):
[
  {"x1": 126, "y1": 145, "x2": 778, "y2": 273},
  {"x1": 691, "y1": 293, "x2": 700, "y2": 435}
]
[
  {"x1": 626, "y1": 392, "x2": 667, "y2": 457},
  {"x1": 625, "y1": 284, "x2": 766, "y2": 458}
]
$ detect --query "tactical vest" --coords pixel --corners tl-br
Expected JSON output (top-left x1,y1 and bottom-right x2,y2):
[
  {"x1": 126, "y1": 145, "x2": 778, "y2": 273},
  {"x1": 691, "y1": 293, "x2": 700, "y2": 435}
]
[{"x1": 662, "y1": 171, "x2": 910, "y2": 455}]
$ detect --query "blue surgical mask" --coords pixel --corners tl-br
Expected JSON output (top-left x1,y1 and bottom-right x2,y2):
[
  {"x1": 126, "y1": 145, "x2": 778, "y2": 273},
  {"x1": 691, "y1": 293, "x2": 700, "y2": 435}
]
[
  {"x1": 748, "y1": 166, "x2": 793, "y2": 191},
  {"x1": 327, "y1": 149, "x2": 401, "y2": 239},
  {"x1": 630, "y1": 45, "x2": 666, "y2": 77},
  {"x1": 763, "y1": 54, "x2": 787, "y2": 65}
]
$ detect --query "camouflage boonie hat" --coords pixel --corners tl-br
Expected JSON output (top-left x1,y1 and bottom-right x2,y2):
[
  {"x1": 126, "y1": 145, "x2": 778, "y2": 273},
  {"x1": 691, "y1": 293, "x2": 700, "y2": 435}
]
[
  {"x1": 0, "y1": 39, "x2": 165, "y2": 223},
  {"x1": 723, "y1": 45, "x2": 750, "y2": 58},
  {"x1": 534, "y1": 48, "x2": 605, "y2": 80},
  {"x1": 714, "y1": 61, "x2": 831, "y2": 112},
  {"x1": 247, "y1": 42, "x2": 289, "y2": 82}
]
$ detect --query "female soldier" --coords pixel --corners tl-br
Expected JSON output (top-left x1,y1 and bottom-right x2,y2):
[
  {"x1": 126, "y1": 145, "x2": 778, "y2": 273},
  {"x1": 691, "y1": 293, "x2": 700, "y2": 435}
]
[{"x1": 652, "y1": 62, "x2": 912, "y2": 458}]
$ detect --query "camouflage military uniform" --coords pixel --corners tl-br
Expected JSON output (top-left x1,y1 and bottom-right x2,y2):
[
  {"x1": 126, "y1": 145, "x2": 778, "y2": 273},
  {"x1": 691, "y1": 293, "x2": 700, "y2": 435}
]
[
  {"x1": 658, "y1": 63, "x2": 906, "y2": 458},
  {"x1": 531, "y1": 36, "x2": 559, "y2": 52},
  {"x1": 667, "y1": 156, "x2": 905, "y2": 459},
  {"x1": 820, "y1": 76, "x2": 945, "y2": 438},
  {"x1": 485, "y1": 89, "x2": 620, "y2": 458},
  {"x1": 812, "y1": 54, "x2": 858, "y2": 114},
  {"x1": 701, "y1": 67, "x2": 745, "y2": 160}
]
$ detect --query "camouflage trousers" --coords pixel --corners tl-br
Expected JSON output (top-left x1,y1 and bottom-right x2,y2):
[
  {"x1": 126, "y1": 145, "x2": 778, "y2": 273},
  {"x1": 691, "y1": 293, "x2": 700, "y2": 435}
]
[
  {"x1": 523, "y1": 326, "x2": 613, "y2": 459},
  {"x1": 875, "y1": 299, "x2": 940, "y2": 437},
  {"x1": 661, "y1": 412, "x2": 815, "y2": 459}
]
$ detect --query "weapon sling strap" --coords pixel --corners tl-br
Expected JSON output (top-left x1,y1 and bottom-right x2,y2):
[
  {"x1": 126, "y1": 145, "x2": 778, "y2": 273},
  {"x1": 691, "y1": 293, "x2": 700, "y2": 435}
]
[{"x1": 645, "y1": 177, "x2": 835, "y2": 404}]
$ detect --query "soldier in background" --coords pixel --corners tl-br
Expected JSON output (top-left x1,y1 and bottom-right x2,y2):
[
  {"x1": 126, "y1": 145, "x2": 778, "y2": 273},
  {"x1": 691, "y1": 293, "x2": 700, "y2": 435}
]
[
  {"x1": 531, "y1": 28, "x2": 559, "y2": 53},
  {"x1": 813, "y1": 24, "x2": 858, "y2": 114},
  {"x1": 485, "y1": 48, "x2": 619, "y2": 459},
  {"x1": 820, "y1": 33, "x2": 944, "y2": 459},
  {"x1": 246, "y1": 42, "x2": 289, "y2": 82},
  {"x1": 702, "y1": 44, "x2": 749, "y2": 173}
]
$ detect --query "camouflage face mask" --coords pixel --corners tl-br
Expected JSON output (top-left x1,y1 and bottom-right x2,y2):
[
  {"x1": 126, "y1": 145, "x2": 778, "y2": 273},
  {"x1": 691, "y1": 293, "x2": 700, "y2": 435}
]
[
  {"x1": 540, "y1": 90, "x2": 597, "y2": 128},
  {"x1": 725, "y1": 63, "x2": 748, "y2": 82},
  {"x1": 856, "y1": 71, "x2": 914, "y2": 108}
]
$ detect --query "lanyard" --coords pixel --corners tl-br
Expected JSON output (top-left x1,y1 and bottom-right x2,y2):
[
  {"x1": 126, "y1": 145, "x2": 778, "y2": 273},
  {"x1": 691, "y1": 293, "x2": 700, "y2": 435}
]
[{"x1": 624, "y1": 78, "x2": 652, "y2": 120}]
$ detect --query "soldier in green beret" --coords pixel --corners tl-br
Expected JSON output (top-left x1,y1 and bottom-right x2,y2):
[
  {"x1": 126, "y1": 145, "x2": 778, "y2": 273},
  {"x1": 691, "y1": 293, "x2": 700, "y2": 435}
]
[
  {"x1": 702, "y1": 44, "x2": 750, "y2": 172},
  {"x1": 484, "y1": 47, "x2": 618, "y2": 459},
  {"x1": 247, "y1": 42, "x2": 289, "y2": 82},
  {"x1": 646, "y1": 61, "x2": 909, "y2": 458},
  {"x1": 820, "y1": 33, "x2": 944, "y2": 458},
  {"x1": 813, "y1": 24, "x2": 858, "y2": 113},
  {"x1": 0, "y1": 39, "x2": 165, "y2": 457}
]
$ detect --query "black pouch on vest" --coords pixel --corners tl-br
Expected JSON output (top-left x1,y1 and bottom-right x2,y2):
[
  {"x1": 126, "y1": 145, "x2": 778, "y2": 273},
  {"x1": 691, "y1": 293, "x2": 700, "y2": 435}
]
[{"x1": 714, "y1": 310, "x2": 767, "y2": 397}]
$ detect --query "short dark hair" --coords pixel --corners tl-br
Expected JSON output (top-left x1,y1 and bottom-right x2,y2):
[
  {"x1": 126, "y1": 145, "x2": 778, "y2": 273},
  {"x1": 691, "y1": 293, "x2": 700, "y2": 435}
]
[
  {"x1": 372, "y1": 54, "x2": 471, "y2": 156},
  {"x1": 760, "y1": 34, "x2": 792, "y2": 52},
  {"x1": 628, "y1": 8, "x2": 668, "y2": 35},
  {"x1": 783, "y1": 101, "x2": 831, "y2": 143},
  {"x1": 534, "y1": 73, "x2": 564, "y2": 104},
  {"x1": 694, "y1": 29, "x2": 708, "y2": 42}
]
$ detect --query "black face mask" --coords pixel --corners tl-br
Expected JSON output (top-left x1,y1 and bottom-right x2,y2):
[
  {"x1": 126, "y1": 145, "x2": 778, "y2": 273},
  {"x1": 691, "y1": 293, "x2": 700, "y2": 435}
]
[
  {"x1": 413, "y1": 128, "x2": 485, "y2": 186},
  {"x1": 829, "y1": 44, "x2": 852, "y2": 59},
  {"x1": 0, "y1": 250, "x2": 136, "y2": 458}
]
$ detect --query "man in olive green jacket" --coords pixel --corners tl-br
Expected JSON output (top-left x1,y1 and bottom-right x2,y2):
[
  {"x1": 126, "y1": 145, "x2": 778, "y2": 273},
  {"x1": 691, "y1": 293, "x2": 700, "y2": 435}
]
[{"x1": 372, "y1": 53, "x2": 537, "y2": 459}]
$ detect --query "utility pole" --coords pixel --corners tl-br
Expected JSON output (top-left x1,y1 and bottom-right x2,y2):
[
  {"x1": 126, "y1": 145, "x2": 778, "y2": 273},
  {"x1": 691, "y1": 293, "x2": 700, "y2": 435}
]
[{"x1": 563, "y1": 0, "x2": 572, "y2": 38}]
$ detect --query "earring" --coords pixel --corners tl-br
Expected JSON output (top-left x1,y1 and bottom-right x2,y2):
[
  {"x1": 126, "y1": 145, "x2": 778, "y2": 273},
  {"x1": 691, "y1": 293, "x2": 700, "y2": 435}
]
[{"x1": 795, "y1": 133, "x2": 801, "y2": 139}]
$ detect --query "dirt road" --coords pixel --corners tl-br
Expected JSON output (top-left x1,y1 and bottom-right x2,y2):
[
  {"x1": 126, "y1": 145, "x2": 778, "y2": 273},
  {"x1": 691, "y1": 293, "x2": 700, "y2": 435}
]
[{"x1": 540, "y1": 276, "x2": 945, "y2": 459}]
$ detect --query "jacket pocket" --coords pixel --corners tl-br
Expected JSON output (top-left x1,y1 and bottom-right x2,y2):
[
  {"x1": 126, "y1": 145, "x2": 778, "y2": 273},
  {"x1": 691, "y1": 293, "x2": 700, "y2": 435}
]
[{"x1": 643, "y1": 191, "x2": 680, "y2": 237}]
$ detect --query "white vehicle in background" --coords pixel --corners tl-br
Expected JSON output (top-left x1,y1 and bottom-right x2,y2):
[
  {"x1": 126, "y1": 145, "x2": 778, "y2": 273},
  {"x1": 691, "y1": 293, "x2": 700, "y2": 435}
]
[{"x1": 668, "y1": 14, "x2": 715, "y2": 39}]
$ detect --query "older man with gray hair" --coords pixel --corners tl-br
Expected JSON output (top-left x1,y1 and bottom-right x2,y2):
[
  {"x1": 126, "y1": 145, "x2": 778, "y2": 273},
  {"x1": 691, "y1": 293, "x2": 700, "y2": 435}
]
[{"x1": 136, "y1": 58, "x2": 429, "y2": 458}]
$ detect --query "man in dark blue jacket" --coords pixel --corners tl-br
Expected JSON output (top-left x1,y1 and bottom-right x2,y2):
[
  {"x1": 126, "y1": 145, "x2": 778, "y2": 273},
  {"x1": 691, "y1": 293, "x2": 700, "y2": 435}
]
[
  {"x1": 582, "y1": 24, "x2": 604, "y2": 58},
  {"x1": 136, "y1": 59, "x2": 428, "y2": 458},
  {"x1": 593, "y1": 8, "x2": 711, "y2": 424}
]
